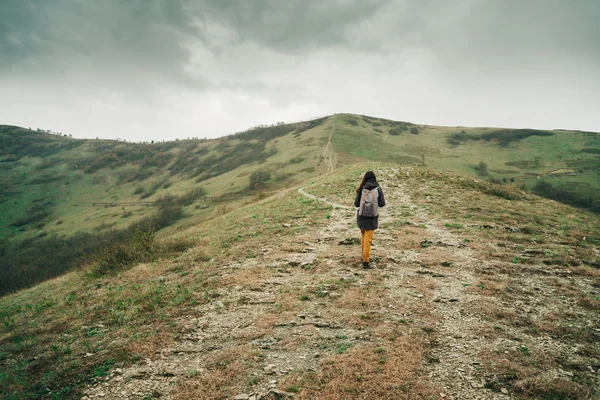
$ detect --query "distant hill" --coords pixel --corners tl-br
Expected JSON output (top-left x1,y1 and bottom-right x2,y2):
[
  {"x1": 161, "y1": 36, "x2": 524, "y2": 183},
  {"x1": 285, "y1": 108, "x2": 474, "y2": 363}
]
[{"x1": 0, "y1": 114, "x2": 599, "y2": 295}]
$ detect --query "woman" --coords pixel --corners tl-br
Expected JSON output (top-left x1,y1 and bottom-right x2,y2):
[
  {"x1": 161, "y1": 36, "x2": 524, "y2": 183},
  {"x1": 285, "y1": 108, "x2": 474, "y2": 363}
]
[{"x1": 354, "y1": 171, "x2": 385, "y2": 269}]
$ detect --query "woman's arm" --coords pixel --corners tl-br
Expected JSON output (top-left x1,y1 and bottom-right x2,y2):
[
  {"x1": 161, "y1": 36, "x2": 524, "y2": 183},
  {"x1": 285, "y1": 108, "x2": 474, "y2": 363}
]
[
  {"x1": 354, "y1": 190, "x2": 361, "y2": 208},
  {"x1": 378, "y1": 187, "x2": 386, "y2": 207}
]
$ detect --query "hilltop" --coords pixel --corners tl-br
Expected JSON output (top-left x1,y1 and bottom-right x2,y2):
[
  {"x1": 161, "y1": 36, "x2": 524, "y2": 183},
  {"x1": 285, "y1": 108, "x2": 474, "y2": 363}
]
[
  {"x1": 0, "y1": 164, "x2": 598, "y2": 399},
  {"x1": 1, "y1": 114, "x2": 599, "y2": 296}
]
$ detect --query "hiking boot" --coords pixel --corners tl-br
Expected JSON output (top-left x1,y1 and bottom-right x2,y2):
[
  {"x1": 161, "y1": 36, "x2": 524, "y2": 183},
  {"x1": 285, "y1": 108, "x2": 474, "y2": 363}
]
[{"x1": 363, "y1": 262, "x2": 372, "y2": 269}]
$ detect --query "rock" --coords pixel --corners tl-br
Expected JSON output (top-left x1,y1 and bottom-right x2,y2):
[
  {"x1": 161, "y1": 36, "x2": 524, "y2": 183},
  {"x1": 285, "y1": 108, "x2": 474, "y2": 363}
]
[
  {"x1": 234, "y1": 394, "x2": 250, "y2": 400},
  {"x1": 159, "y1": 368, "x2": 177, "y2": 377},
  {"x1": 269, "y1": 389, "x2": 295, "y2": 398},
  {"x1": 420, "y1": 240, "x2": 434, "y2": 247},
  {"x1": 283, "y1": 224, "x2": 291, "y2": 228},
  {"x1": 338, "y1": 238, "x2": 360, "y2": 245},
  {"x1": 264, "y1": 364, "x2": 277, "y2": 374},
  {"x1": 500, "y1": 387, "x2": 508, "y2": 394}
]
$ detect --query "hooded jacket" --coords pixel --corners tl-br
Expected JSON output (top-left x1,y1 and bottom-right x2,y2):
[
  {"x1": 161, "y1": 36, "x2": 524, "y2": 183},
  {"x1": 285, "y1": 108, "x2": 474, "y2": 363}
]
[{"x1": 354, "y1": 178, "x2": 385, "y2": 231}]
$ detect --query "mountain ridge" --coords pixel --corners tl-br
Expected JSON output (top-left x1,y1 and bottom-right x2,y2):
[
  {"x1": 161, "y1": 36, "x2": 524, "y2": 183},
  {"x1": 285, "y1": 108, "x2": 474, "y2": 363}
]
[
  {"x1": 1, "y1": 164, "x2": 598, "y2": 399},
  {"x1": 1, "y1": 113, "x2": 599, "y2": 296}
]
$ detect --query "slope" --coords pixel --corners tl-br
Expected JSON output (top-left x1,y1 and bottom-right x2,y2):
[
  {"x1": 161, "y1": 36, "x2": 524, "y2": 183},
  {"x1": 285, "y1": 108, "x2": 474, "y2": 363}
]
[
  {"x1": 1, "y1": 164, "x2": 598, "y2": 399},
  {"x1": 328, "y1": 114, "x2": 600, "y2": 213},
  {"x1": 0, "y1": 119, "x2": 331, "y2": 295},
  {"x1": 2, "y1": 113, "x2": 599, "y2": 297}
]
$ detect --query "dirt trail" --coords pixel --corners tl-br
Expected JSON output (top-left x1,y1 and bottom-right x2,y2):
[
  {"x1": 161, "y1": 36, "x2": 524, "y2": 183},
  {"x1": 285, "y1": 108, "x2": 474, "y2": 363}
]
[
  {"x1": 83, "y1": 167, "x2": 507, "y2": 400},
  {"x1": 297, "y1": 187, "x2": 352, "y2": 210},
  {"x1": 386, "y1": 170, "x2": 505, "y2": 400},
  {"x1": 321, "y1": 124, "x2": 336, "y2": 173}
]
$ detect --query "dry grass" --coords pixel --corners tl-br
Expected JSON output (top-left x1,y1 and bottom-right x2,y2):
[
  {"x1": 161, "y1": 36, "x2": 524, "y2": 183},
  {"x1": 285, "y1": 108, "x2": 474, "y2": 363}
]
[
  {"x1": 253, "y1": 313, "x2": 280, "y2": 331},
  {"x1": 126, "y1": 329, "x2": 175, "y2": 358},
  {"x1": 173, "y1": 359, "x2": 247, "y2": 400},
  {"x1": 221, "y1": 265, "x2": 274, "y2": 287},
  {"x1": 481, "y1": 350, "x2": 593, "y2": 399},
  {"x1": 280, "y1": 340, "x2": 441, "y2": 399},
  {"x1": 476, "y1": 300, "x2": 517, "y2": 323}
]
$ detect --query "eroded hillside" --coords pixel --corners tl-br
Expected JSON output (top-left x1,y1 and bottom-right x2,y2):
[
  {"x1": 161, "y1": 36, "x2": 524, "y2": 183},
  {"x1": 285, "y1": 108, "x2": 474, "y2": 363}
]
[{"x1": 1, "y1": 165, "x2": 598, "y2": 399}]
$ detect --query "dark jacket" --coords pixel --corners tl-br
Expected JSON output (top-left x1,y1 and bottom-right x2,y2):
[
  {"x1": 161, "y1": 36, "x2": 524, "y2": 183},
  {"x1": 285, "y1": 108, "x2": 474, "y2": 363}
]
[{"x1": 354, "y1": 179, "x2": 385, "y2": 231}]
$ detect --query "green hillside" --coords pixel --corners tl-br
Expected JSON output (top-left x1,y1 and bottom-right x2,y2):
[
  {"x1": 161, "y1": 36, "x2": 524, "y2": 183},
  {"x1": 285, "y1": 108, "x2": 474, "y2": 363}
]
[
  {"x1": 0, "y1": 164, "x2": 598, "y2": 399},
  {"x1": 1, "y1": 114, "x2": 599, "y2": 296}
]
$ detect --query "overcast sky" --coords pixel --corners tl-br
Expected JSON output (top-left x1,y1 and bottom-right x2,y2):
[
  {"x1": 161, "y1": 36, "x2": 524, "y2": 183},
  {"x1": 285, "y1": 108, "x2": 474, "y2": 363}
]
[{"x1": 1, "y1": 0, "x2": 599, "y2": 141}]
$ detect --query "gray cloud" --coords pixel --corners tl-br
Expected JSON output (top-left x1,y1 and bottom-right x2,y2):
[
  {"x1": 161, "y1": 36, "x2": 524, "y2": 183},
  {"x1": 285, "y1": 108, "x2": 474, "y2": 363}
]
[{"x1": 0, "y1": 0, "x2": 598, "y2": 141}]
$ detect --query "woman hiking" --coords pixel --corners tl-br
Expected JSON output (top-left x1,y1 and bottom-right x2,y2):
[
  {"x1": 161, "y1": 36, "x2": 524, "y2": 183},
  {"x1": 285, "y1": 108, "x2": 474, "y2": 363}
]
[{"x1": 354, "y1": 171, "x2": 385, "y2": 269}]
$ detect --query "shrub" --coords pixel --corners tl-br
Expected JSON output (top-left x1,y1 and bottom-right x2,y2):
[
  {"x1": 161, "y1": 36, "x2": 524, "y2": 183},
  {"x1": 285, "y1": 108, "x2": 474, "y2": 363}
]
[
  {"x1": 154, "y1": 187, "x2": 206, "y2": 208},
  {"x1": 90, "y1": 228, "x2": 155, "y2": 276},
  {"x1": 10, "y1": 210, "x2": 51, "y2": 227},
  {"x1": 409, "y1": 127, "x2": 419, "y2": 135},
  {"x1": 532, "y1": 180, "x2": 600, "y2": 213},
  {"x1": 249, "y1": 170, "x2": 270, "y2": 190},
  {"x1": 475, "y1": 162, "x2": 489, "y2": 177}
]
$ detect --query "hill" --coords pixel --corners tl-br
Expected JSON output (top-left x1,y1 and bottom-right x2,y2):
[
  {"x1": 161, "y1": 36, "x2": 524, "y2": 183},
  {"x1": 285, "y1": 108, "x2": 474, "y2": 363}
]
[
  {"x1": 0, "y1": 165, "x2": 598, "y2": 399},
  {"x1": 1, "y1": 114, "x2": 599, "y2": 296}
]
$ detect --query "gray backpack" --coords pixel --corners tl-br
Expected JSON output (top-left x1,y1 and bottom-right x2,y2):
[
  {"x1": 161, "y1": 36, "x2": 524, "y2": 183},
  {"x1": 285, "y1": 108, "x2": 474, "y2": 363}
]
[{"x1": 358, "y1": 188, "x2": 379, "y2": 217}]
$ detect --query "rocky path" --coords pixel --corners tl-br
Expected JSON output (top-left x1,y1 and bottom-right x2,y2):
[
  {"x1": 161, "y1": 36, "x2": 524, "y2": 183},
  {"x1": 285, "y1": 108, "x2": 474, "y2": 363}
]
[
  {"x1": 321, "y1": 125, "x2": 336, "y2": 173},
  {"x1": 297, "y1": 187, "x2": 352, "y2": 210},
  {"x1": 387, "y1": 173, "x2": 506, "y2": 400},
  {"x1": 83, "y1": 167, "x2": 510, "y2": 400}
]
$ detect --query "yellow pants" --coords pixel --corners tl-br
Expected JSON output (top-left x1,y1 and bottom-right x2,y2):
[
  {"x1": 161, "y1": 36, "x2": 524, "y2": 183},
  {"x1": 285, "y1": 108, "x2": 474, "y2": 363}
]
[{"x1": 361, "y1": 230, "x2": 375, "y2": 262}]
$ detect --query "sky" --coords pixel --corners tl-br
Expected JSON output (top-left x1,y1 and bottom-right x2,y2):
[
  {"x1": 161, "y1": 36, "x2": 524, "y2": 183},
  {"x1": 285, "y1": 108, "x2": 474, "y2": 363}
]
[{"x1": 1, "y1": 0, "x2": 599, "y2": 142}]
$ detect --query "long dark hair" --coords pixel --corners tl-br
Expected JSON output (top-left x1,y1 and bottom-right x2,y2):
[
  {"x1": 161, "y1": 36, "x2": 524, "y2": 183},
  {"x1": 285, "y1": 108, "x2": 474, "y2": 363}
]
[{"x1": 356, "y1": 171, "x2": 376, "y2": 192}]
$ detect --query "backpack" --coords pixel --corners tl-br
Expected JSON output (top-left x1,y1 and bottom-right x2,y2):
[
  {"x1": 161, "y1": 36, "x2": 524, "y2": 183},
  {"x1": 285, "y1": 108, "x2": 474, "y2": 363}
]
[{"x1": 358, "y1": 188, "x2": 379, "y2": 217}]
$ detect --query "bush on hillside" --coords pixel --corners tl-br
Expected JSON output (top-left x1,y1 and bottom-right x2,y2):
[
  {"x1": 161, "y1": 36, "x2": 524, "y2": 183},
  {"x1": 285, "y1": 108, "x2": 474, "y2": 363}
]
[
  {"x1": 154, "y1": 187, "x2": 207, "y2": 208},
  {"x1": 0, "y1": 204, "x2": 187, "y2": 296},
  {"x1": 90, "y1": 227, "x2": 155, "y2": 276},
  {"x1": 410, "y1": 127, "x2": 419, "y2": 135},
  {"x1": 475, "y1": 161, "x2": 489, "y2": 177},
  {"x1": 533, "y1": 181, "x2": 600, "y2": 213},
  {"x1": 446, "y1": 129, "x2": 553, "y2": 148},
  {"x1": 389, "y1": 127, "x2": 405, "y2": 136},
  {"x1": 249, "y1": 170, "x2": 270, "y2": 190}
]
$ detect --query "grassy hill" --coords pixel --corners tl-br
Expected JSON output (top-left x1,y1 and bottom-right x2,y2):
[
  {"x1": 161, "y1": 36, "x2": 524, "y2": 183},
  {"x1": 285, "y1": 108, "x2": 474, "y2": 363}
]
[
  {"x1": 0, "y1": 164, "x2": 598, "y2": 399},
  {"x1": 1, "y1": 114, "x2": 599, "y2": 296}
]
